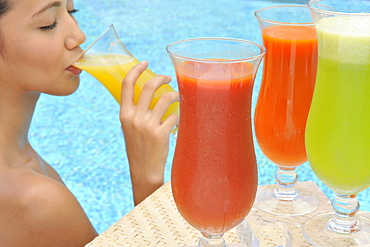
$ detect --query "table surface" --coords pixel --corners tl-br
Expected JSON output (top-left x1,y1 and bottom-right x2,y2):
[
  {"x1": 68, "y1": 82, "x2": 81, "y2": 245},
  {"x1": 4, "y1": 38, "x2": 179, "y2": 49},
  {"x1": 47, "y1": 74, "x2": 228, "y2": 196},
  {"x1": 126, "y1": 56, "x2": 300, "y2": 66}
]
[{"x1": 85, "y1": 181, "x2": 336, "y2": 246}]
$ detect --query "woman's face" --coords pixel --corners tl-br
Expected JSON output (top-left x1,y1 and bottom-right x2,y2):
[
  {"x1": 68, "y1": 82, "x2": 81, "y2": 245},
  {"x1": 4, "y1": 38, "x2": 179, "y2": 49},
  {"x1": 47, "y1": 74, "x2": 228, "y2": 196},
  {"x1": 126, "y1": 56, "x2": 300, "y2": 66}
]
[{"x1": 0, "y1": 0, "x2": 86, "y2": 96}]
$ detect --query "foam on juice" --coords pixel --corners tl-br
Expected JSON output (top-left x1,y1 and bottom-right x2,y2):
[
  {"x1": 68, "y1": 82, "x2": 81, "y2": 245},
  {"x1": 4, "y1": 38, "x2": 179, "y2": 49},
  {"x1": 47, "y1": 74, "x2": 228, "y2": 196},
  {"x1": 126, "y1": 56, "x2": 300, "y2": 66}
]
[
  {"x1": 316, "y1": 16, "x2": 370, "y2": 64},
  {"x1": 76, "y1": 53, "x2": 134, "y2": 66}
]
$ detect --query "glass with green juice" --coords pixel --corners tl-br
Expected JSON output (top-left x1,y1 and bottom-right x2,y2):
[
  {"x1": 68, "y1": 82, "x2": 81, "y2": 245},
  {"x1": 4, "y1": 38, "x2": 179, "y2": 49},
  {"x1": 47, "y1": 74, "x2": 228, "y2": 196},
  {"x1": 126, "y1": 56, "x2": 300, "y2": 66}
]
[{"x1": 304, "y1": 0, "x2": 370, "y2": 246}]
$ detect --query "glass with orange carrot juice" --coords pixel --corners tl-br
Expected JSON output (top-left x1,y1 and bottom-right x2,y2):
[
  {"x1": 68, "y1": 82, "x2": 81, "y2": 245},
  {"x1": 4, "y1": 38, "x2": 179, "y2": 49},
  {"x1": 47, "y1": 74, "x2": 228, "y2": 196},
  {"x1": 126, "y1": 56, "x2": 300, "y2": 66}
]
[
  {"x1": 74, "y1": 25, "x2": 179, "y2": 122},
  {"x1": 253, "y1": 5, "x2": 319, "y2": 216}
]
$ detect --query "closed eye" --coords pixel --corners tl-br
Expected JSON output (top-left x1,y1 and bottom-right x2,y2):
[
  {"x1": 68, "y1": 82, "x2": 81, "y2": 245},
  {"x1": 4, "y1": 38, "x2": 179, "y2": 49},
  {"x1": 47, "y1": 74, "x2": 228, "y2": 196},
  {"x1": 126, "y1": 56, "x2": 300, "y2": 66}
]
[
  {"x1": 68, "y1": 9, "x2": 78, "y2": 15},
  {"x1": 39, "y1": 9, "x2": 78, "y2": 31},
  {"x1": 40, "y1": 20, "x2": 58, "y2": 31}
]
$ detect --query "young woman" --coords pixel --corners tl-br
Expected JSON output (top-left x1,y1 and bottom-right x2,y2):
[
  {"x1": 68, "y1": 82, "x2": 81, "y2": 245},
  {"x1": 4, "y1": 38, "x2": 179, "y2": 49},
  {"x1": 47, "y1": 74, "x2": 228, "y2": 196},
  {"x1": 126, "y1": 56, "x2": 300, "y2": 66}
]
[{"x1": 0, "y1": 0, "x2": 179, "y2": 246}]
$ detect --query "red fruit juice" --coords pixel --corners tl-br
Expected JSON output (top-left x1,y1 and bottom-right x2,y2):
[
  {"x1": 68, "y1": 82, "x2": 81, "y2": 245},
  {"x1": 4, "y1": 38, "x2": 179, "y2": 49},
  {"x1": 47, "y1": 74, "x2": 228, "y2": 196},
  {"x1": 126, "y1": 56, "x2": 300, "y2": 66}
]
[{"x1": 171, "y1": 61, "x2": 258, "y2": 234}]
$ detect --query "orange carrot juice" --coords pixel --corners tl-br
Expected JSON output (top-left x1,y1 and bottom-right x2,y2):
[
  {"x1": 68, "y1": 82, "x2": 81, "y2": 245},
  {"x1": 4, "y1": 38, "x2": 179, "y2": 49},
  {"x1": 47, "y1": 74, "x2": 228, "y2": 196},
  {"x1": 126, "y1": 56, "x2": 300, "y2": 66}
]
[
  {"x1": 171, "y1": 61, "x2": 258, "y2": 234},
  {"x1": 254, "y1": 25, "x2": 317, "y2": 166}
]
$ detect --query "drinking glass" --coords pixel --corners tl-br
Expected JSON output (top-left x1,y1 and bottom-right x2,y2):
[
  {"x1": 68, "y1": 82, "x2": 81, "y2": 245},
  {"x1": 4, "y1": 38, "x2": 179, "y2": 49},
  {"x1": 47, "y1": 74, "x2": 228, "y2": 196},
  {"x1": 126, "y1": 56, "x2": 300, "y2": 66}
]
[
  {"x1": 253, "y1": 5, "x2": 319, "y2": 216},
  {"x1": 304, "y1": 0, "x2": 370, "y2": 245},
  {"x1": 167, "y1": 38, "x2": 265, "y2": 247},
  {"x1": 74, "y1": 25, "x2": 179, "y2": 122}
]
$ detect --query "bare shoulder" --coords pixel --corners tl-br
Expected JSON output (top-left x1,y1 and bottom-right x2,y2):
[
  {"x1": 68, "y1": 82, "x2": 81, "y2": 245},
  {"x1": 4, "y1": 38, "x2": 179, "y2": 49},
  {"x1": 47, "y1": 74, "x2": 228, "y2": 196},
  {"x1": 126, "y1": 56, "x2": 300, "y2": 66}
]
[{"x1": 0, "y1": 168, "x2": 98, "y2": 247}]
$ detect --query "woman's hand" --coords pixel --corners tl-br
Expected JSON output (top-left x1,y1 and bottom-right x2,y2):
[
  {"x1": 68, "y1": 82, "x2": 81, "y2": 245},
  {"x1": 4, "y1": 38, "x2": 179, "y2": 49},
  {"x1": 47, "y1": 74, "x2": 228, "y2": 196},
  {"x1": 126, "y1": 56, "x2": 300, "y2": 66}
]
[{"x1": 120, "y1": 61, "x2": 179, "y2": 205}]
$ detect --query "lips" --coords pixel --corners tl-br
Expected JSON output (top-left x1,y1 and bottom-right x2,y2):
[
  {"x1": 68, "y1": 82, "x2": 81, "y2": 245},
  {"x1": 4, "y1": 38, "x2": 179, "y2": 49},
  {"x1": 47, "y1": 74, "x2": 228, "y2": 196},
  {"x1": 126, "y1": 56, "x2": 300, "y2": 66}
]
[{"x1": 67, "y1": 66, "x2": 82, "y2": 75}]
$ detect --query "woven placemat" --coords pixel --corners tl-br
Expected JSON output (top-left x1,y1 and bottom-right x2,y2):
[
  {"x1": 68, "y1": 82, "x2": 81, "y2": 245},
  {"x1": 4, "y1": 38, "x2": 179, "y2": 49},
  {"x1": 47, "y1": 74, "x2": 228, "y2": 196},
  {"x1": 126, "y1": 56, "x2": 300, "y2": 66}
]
[{"x1": 86, "y1": 181, "x2": 333, "y2": 247}]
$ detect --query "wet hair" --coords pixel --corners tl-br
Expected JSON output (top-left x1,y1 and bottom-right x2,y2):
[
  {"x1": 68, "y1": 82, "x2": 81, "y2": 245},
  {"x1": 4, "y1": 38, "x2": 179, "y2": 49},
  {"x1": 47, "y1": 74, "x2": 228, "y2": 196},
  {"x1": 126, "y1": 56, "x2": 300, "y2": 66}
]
[{"x1": 0, "y1": 0, "x2": 11, "y2": 18}]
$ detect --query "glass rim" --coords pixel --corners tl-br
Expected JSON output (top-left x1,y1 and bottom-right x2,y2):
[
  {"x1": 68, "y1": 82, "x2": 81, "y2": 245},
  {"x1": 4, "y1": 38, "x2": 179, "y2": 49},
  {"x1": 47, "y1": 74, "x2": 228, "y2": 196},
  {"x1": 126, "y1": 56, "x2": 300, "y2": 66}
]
[
  {"x1": 254, "y1": 5, "x2": 314, "y2": 26},
  {"x1": 166, "y1": 37, "x2": 266, "y2": 63},
  {"x1": 77, "y1": 24, "x2": 131, "y2": 60},
  {"x1": 308, "y1": 0, "x2": 370, "y2": 16}
]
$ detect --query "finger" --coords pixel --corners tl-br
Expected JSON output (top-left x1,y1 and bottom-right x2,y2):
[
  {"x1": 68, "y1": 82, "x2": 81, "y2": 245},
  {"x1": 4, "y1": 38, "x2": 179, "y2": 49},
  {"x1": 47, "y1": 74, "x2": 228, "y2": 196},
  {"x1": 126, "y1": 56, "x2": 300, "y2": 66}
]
[
  {"x1": 160, "y1": 112, "x2": 180, "y2": 135},
  {"x1": 149, "y1": 90, "x2": 179, "y2": 124},
  {"x1": 136, "y1": 74, "x2": 172, "y2": 113},
  {"x1": 121, "y1": 60, "x2": 148, "y2": 111},
  {"x1": 160, "y1": 113, "x2": 179, "y2": 135}
]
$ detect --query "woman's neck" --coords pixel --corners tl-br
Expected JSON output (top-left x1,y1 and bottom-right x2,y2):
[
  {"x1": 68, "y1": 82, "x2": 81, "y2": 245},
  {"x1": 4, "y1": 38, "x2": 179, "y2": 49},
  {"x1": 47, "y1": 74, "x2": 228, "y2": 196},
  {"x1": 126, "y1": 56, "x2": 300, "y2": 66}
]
[{"x1": 0, "y1": 89, "x2": 40, "y2": 166}]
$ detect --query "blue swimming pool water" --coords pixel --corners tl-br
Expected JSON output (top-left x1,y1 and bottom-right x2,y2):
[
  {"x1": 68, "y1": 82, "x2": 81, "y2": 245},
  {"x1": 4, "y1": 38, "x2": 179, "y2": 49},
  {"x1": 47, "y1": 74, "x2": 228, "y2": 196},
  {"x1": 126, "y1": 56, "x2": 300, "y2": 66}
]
[{"x1": 29, "y1": 0, "x2": 369, "y2": 234}]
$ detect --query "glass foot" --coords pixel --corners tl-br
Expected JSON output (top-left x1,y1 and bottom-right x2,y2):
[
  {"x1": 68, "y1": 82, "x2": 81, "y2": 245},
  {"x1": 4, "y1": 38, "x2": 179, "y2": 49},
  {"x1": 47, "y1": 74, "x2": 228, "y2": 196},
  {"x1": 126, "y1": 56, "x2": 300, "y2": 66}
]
[
  {"x1": 236, "y1": 217, "x2": 260, "y2": 246},
  {"x1": 182, "y1": 244, "x2": 249, "y2": 247},
  {"x1": 254, "y1": 184, "x2": 319, "y2": 216},
  {"x1": 198, "y1": 236, "x2": 226, "y2": 247},
  {"x1": 303, "y1": 213, "x2": 370, "y2": 246}
]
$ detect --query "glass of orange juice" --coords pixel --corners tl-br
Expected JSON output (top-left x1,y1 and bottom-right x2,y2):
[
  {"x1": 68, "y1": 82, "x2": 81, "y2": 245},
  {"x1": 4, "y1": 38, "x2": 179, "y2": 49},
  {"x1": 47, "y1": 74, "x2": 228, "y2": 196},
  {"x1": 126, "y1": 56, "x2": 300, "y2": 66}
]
[
  {"x1": 167, "y1": 37, "x2": 265, "y2": 247},
  {"x1": 253, "y1": 5, "x2": 319, "y2": 216},
  {"x1": 74, "y1": 25, "x2": 179, "y2": 122}
]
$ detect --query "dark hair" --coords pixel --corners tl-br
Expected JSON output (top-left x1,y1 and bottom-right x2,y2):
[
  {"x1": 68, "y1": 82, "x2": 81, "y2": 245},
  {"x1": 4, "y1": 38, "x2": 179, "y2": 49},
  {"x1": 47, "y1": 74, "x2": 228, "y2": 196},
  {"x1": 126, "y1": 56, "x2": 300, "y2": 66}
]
[
  {"x1": 0, "y1": 0, "x2": 11, "y2": 53},
  {"x1": 0, "y1": 0, "x2": 11, "y2": 18}
]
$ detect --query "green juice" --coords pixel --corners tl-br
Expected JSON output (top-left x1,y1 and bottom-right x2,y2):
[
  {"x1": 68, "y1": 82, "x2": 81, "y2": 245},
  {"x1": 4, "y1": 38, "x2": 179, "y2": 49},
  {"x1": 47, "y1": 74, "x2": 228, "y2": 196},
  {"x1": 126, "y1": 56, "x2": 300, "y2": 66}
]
[{"x1": 305, "y1": 16, "x2": 370, "y2": 195}]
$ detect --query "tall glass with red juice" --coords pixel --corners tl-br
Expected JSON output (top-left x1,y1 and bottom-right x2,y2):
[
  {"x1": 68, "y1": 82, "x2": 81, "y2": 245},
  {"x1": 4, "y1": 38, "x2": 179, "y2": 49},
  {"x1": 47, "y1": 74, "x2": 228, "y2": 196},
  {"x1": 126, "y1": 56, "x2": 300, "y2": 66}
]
[
  {"x1": 167, "y1": 38, "x2": 265, "y2": 247},
  {"x1": 253, "y1": 5, "x2": 319, "y2": 216}
]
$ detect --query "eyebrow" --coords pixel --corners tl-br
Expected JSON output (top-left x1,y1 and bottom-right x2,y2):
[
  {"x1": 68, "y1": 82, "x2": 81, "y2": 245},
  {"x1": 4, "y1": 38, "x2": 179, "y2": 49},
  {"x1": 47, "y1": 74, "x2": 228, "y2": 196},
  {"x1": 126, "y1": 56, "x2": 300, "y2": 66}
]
[{"x1": 32, "y1": 1, "x2": 62, "y2": 18}]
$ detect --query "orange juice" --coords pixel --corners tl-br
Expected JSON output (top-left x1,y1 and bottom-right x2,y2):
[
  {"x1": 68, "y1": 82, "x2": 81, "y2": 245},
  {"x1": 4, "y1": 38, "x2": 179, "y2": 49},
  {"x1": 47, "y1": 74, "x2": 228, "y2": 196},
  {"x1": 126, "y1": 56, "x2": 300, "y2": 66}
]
[
  {"x1": 254, "y1": 25, "x2": 317, "y2": 166},
  {"x1": 75, "y1": 54, "x2": 179, "y2": 120}
]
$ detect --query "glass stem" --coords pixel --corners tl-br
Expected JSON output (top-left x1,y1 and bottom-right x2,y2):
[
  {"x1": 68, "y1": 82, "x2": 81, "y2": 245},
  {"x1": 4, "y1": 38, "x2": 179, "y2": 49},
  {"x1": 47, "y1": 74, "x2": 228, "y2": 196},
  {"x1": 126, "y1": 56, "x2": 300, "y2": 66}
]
[
  {"x1": 328, "y1": 193, "x2": 361, "y2": 234},
  {"x1": 274, "y1": 166, "x2": 298, "y2": 201},
  {"x1": 198, "y1": 233, "x2": 226, "y2": 247}
]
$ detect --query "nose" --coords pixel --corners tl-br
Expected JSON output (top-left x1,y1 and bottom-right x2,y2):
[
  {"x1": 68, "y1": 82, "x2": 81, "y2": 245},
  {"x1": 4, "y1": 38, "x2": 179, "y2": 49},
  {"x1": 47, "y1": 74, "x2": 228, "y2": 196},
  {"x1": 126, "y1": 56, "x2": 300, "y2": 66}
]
[{"x1": 65, "y1": 17, "x2": 86, "y2": 50}]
